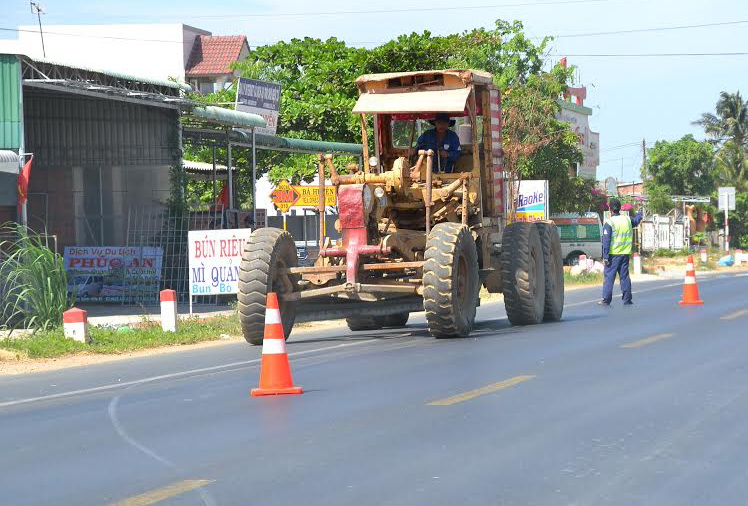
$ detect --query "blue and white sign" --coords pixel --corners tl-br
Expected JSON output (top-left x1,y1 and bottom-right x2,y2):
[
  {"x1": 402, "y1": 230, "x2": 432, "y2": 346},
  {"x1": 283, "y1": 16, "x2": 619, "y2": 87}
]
[
  {"x1": 514, "y1": 180, "x2": 549, "y2": 222},
  {"x1": 235, "y1": 77, "x2": 281, "y2": 135}
]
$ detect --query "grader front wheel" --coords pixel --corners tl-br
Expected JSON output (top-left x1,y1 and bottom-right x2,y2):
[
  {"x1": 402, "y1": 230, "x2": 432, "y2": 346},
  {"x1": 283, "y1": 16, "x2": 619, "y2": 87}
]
[
  {"x1": 237, "y1": 228, "x2": 299, "y2": 345},
  {"x1": 423, "y1": 223, "x2": 480, "y2": 338}
]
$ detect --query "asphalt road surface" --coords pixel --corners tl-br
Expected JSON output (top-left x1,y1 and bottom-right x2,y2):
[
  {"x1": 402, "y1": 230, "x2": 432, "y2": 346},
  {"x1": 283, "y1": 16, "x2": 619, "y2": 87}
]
[{"x1": 2, "y1": 272, "x2": 748, "y2": 506}]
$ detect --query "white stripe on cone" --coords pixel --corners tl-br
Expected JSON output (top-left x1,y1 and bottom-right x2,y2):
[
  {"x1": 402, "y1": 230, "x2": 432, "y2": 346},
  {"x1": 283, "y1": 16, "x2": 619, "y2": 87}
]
[
  {"x1": 265, "y1": 309, "x2": 282, "y2": 325},
  {"x1": 684, "y1": 276, "x2": 696, "y2": 284},
  {"x1": 262, "y1": 338, "x2": 287, "y2": 355},
  {"x1": 686, "y1": 263, "x2": 694, "y2": 271}
]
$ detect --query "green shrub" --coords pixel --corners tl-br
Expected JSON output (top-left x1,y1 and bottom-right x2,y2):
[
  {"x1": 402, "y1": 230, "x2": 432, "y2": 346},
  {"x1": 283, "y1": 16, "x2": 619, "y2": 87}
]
[{"x1": 0, "y1": 223, "x2": 74, "y2": 330}]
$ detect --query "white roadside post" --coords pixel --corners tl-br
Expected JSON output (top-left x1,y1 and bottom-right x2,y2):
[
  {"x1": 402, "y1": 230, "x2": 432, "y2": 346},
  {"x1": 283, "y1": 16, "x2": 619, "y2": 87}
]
[
  {"x1": 63, "y1": 307, "x2": 88, "y2": 343},
  {"x1": 718, "y1": 187, "x2": 736, "y2": 254},
  {"x1": 160, "y1": 289, "x2": 178, "y2": 332},
  {"x1": 632, "y1": 252, "x2": 642, "y2": 275}
]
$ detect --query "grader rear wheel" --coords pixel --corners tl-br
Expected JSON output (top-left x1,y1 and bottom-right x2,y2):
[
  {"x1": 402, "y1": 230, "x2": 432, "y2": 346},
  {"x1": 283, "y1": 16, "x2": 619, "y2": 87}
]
[
  {"x1": 237, "y1": 228, "x2": 299, "y2": 345},
  {"x1": 501, "y1": 222, "x2": 546, "y2": 325},
  {"x1": 422, "y1": 223, "x2": 480, "y2": 338},
  {"x1": 535, "y1": 221, "x2": 564, "y2": 322}
]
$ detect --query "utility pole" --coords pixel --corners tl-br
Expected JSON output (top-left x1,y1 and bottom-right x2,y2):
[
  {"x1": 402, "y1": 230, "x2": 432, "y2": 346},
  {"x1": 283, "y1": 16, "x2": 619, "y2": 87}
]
[
  {"x1": 641, "y1": 138, "x2": 647, "y2": 177},
  {"x1": 30, "y1": 2, "x2": 46, "y2": 58}
]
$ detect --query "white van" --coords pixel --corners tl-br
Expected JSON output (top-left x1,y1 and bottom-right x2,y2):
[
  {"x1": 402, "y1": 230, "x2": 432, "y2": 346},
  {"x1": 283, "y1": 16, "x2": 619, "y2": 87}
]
[{"x1": 550, "y1": 213, "x2": 603, "y2": 264}]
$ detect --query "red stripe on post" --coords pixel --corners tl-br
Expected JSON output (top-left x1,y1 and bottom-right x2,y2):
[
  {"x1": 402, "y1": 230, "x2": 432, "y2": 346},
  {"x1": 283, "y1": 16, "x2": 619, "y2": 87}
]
[
  {"x1": 63, "y1": 307, "x2": 87, "y2": 324},
  {"x1": 160, "y1": 289, "x2": 177, "y2": 302}
]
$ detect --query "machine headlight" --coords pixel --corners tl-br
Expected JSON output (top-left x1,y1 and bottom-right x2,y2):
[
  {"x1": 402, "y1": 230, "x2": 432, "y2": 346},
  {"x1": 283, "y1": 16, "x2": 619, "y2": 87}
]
[
  {"x1": 374, "y1": 186, "x2": 385, "y2": 199},
  {"x1": 362, "y1": 184, "x2": 374, "y2": 214}
]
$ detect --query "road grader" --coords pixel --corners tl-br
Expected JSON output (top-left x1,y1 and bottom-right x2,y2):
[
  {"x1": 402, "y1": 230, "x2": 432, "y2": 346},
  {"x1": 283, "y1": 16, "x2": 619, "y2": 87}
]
[{"x1": 238, "y1": 69, "x2": 564, "y2": 344}]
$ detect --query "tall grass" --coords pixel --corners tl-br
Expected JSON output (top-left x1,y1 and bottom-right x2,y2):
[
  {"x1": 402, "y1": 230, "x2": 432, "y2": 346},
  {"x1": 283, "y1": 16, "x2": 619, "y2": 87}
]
[{"x1": 0, "y1": 223, "x2": 73, "y2": 330}]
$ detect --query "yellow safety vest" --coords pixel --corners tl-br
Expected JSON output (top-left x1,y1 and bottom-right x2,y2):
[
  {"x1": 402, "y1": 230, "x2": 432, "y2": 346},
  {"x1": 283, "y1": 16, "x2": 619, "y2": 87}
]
[{"x1": 605, "y1": 214, "x2": 633, "y2": 255}]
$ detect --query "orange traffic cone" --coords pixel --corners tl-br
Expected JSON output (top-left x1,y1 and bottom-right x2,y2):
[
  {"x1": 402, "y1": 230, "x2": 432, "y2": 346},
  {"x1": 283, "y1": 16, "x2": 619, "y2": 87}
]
[
  {"x1": 678, "y1": 255, "x2": 704, "y2": 306},
  {"x1": 251, "y1": 293, "x2": 303, "y2": 397}
]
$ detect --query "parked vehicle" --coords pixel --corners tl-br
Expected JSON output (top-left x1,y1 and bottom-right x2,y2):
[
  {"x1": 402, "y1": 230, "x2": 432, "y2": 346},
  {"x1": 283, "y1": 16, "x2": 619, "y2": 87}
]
[
  {"x1": 68, "y1": 275, "x2": 104, "y2": 298},
  {"x1": 550, "y1": 213, "x2": 603, "y2": 264}
]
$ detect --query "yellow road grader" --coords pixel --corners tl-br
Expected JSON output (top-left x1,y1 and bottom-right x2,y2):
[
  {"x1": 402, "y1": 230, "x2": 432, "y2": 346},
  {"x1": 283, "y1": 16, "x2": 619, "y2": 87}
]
[{"x1": 238, "y1": 69, "x2": 564, "y2": 344}]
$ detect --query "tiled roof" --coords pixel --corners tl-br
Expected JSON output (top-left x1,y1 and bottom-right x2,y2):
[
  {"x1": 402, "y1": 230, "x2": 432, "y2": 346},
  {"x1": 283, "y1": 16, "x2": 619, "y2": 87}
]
[{"x1": 186, "y1": 35, "x2": 248, "y2": 76}]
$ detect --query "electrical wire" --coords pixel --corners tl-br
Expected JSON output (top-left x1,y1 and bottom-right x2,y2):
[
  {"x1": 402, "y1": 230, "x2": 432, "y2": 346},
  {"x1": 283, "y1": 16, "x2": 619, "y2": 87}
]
[{"x1": 178, "y1": 0, "x2": 620, "y2": 18}]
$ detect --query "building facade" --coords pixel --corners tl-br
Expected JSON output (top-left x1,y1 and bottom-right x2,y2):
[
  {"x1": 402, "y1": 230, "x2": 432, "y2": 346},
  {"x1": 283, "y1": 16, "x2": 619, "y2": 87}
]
[{"x1": 0, "y1": 24, "x2": 248, "y2": 93}]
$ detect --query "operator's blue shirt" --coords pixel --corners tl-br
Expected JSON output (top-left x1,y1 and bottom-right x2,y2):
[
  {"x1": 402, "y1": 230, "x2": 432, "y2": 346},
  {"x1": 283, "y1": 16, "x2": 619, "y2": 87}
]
[
  {"x1": 416, "y1": 129, "x2": 461, "y2": 172},
  {"x1": 602, "y1": 210, "x2": 643, "y2": 259}
]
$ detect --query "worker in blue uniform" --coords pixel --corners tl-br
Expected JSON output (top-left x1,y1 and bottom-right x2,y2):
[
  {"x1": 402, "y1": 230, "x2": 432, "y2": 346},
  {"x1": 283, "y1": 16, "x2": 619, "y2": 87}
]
[
  {"x1": 416, "y1": 113, "x2": 461, "y2": 173},
  {"x1": 599, "y1": 198, "x2": 643, "y2": 305}
]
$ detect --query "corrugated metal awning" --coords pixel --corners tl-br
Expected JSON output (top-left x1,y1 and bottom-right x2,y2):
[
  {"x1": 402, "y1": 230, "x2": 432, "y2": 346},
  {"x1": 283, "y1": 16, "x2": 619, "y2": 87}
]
[
  {"x1": 191, "y1": 106, "x2": 267, "y2": 129},
  {"x1": 352, "y1": 87, "x2": 471, "y2": 114},
  {"x1": 0, "y1": 150, "x2": 19, "y2": 174}
]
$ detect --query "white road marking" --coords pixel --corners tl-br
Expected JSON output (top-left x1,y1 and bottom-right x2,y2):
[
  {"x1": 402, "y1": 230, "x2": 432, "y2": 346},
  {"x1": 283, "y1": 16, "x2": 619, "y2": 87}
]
[{"x1": 0, "y1": 339, "x2": 378, "y2": 408}]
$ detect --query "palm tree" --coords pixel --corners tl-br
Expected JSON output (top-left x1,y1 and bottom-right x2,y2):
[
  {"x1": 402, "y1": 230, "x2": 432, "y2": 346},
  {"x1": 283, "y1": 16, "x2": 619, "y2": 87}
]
[
  {"x1": 715, "y1": 140, "x2": 748, "y2": 192},
  {"x1": 694, "y1": 91, "x2": 748, "y2": 147}
]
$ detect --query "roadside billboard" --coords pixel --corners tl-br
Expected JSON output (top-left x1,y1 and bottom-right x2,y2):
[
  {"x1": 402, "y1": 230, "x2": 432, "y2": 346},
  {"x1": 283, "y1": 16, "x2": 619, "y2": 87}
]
[
  {"x1": 513, "y1": 180, "x2": 549, "y2": 222},
  {"x1": 235, "y1": 78, "x2": 281, "y2": 135},
  {"x1": 63, "y1": 246, "x2": 163, "y2": 302},
  {"x1": 188, "y1": 229, "x2": 253, "y2": 296}
]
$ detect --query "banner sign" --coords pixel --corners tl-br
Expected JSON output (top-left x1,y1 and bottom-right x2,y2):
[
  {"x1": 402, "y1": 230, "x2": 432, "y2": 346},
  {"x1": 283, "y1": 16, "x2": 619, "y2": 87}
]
[
  {"x1": 188, "y1": 229, "x2": 252, "y2": 295},
  {"x1": 514, "y1": 180, "x2": 549, "y2": 222},
  {"x1": 270, "y1": 179, "x2": 337, "y2": 212},
  {"x1": 64, "y1": 246, "x2": 163, "y2": 302},
  {"x1": 236, "y1": 78, "x2": 281, "y2": 135}
]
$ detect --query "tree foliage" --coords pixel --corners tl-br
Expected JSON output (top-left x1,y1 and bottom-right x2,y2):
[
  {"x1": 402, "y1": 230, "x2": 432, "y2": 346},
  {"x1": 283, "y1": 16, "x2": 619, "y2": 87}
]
[
  {"x1": 186, "y1": 20, "x2": 592, "y2": 213},
  {"x1": 643, "y1": 135, "x2": 715, "y2": 200},
  {"x1": 694, "y1": 91, "x2": 748, "y2": 146}
]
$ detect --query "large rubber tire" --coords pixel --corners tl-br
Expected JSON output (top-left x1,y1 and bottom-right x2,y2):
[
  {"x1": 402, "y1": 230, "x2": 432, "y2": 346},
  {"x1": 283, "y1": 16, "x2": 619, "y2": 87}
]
[
  {"x1": 346, "y1": 312, "x2": 410, "y2": 331},
  {"x1": 501, "y1": 222, "x2": 546, "y2": 325},
  {"x1": 346, "y1": 316, "x2": 383, "y2": 331},
  {"x1": 535, "y1": 221, "x2": 564, "y2": 322},
  {"x1": 383, "y1": 312, "x2": 410, "y2": 328},
  {"x1": 423, "y1": 223, "x2": 480, "y2": 338},
  {"x1": 237, "y1": 228, "x2": 299, "y2": 345}
]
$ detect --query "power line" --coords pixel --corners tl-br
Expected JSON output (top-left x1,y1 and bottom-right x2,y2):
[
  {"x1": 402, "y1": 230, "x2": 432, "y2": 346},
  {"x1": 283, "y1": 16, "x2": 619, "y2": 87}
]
[
  {"x1": 184, "y1": 0, "x2": 619, "y2": 18},
  {"x1": 0, "y1": 26, "x2": 183, "y2": 44},
  {"x1": 600, "y1": 142, "x2": 640, "y2": 152},
  {"x1": 552, "y1": 19, "x2": 748, "y2": 38}
]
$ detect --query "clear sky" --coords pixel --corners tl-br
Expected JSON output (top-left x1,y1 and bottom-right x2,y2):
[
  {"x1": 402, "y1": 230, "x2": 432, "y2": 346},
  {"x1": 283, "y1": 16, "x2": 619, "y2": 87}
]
[{"x1": 3, "y1": 0, "x2": 747, "y2": 182}]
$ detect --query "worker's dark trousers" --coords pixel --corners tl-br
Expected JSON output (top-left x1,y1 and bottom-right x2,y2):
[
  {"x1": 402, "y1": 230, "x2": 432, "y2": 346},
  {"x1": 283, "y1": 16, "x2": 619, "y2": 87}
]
[{"x1": 602, "y1": 254, "x2": 632, "y2": 303}]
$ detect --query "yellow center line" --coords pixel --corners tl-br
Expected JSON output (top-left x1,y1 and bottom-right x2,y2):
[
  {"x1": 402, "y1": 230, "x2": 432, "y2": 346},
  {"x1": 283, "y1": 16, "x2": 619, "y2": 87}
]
[
  {"x1": 621, "y1": 333, "x2": 674, "y2": 349},
  {"x1": 721, "y1": 309, "x2": 748, "y2": 321},
  {"x1": 427, "y1": 375, "x2": 536, "y2": 406},
  {"x1": 110, "y1": 479, "x2": 214, "y2": 506}
]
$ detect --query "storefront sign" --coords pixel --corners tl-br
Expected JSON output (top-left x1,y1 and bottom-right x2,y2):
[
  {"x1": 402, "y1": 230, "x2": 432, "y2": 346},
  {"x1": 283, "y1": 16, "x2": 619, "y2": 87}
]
[
  {"x1": 188, "y1": 229, "x2": 252, "y2": 295},
  {"x1": 64, "y1": 246, "x2": 163, "y2": 302},
  {"x1": 236, "y1": 78, "x2": 281, "y2": 135},
  {"x1": 514, "y1": 180, "x2": 549, "y2": 222},
  {"x1": 270, "y1": 179, "x2": 337, "y2": 212}
]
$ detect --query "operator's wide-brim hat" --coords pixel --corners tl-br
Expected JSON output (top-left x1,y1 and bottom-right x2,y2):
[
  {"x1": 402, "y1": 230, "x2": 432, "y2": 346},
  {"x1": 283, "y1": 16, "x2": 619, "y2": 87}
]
[{"x1": 428, "y1": 113, "x2": 456, "y2": 127}]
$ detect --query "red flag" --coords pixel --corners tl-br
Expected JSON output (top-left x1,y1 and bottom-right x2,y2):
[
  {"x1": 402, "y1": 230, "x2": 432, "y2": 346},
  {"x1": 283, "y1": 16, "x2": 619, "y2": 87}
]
[
  {"x1": 209, "y1": 182, "x2": 230, "y2": 212},
  {"x1": 17, "y1": 156, "x2": 33, "y2": 214}
]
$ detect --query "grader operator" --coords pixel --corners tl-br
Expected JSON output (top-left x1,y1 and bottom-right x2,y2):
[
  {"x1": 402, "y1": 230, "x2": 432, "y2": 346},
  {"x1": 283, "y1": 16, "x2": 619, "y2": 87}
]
[{"x1": 238, "y1": 69, "x2": 564, "y2": 344}]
